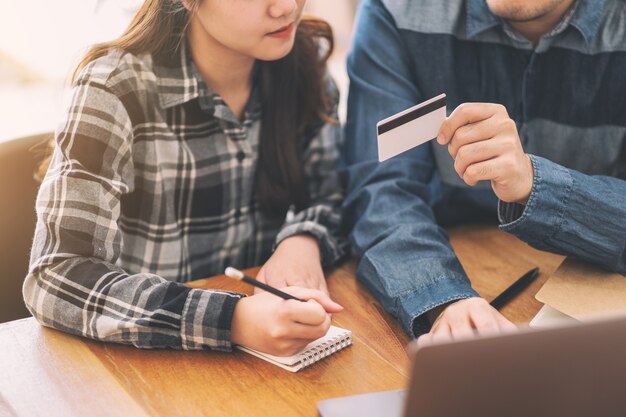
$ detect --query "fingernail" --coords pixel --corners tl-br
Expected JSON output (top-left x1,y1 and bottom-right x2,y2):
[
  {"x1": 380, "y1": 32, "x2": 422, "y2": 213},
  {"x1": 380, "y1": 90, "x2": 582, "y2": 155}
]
[{"x1": 436, "y1": 133, "x2": 445, "y2": 144}]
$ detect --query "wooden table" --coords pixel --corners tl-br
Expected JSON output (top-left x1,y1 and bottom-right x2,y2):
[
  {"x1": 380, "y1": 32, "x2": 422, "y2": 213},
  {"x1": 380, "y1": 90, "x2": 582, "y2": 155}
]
[{"x1": 0, "y1": 225, "x2": 564, "y2": 417}]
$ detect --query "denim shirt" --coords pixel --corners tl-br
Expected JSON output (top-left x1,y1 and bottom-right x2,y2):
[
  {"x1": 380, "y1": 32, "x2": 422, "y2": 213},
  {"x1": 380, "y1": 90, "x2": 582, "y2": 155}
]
[{"x1": 342, "y1": 0, "x2": 626, "y2": 337}]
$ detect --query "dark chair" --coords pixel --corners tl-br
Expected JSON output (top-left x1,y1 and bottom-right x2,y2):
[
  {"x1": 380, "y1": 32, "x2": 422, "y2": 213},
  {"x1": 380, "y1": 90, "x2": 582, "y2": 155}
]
[{"x1": 0, "y1": 133, "x2": 51, "y2": 323}]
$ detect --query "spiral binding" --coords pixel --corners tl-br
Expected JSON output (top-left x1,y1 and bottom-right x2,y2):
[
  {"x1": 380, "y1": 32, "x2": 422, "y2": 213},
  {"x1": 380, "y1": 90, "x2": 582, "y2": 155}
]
[{"x1": 297, "y1": 332, "x2": 352, "y2": 369}]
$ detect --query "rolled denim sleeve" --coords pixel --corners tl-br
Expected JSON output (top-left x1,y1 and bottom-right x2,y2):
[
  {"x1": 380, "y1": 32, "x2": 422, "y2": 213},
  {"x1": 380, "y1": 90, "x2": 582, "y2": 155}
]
[
  {"x1": 342, "y1": 0, "x2": 478, "y2": 337},
  {"x1": 499, "y1": 155, "x2": 626, "y2": 274}
]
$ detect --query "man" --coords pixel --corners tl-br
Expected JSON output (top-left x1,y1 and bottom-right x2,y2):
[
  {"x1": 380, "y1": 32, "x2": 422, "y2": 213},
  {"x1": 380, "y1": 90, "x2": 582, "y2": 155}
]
[{"x1": 342, "y1": 0, "x2": 626, "y2": 342}]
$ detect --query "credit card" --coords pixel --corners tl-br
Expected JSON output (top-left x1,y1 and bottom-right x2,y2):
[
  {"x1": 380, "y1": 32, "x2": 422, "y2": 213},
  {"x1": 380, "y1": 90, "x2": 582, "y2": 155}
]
[{"x1": 377, "y1": 93, "x2": 446, "y2": 161}]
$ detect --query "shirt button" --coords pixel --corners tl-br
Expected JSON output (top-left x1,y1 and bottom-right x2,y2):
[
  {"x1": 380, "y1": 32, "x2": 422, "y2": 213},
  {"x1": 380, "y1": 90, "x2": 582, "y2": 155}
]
[{"x1": 236, "y1": 151, "x2": 245, "y2": 162}]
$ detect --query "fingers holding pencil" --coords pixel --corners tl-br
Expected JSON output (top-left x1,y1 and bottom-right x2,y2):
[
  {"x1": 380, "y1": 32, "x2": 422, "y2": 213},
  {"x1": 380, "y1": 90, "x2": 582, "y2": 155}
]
[
  {"x1": 226, "y1": 267, "x2": 345, "y2": 356},
  {"x1": 230, "y1": 287, "x2": 336, "y2": 356},
  {"x1": 284, "y1": 287, "x2": 344, "y2": 315},
  {"x1": 225, "y1": 267, "x2": 343, "y2": 313}
]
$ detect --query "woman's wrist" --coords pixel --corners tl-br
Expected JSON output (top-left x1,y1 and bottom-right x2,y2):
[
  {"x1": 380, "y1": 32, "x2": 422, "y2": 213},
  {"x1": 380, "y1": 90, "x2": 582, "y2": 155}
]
[{"x1": 276, "y1": 234, "x2": 321, "y2": 259}]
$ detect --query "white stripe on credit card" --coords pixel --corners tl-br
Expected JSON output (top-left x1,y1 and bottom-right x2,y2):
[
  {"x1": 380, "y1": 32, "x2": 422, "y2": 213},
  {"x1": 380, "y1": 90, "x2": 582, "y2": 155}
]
[{"x1": 377, "y1": 93, "x2": 446, "y2": 161}]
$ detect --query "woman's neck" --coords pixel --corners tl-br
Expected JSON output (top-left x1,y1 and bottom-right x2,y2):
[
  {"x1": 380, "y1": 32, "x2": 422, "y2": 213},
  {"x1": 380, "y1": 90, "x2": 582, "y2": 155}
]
[{"x1": 187, "y1": 17, "x2": 255, "y2": 119}]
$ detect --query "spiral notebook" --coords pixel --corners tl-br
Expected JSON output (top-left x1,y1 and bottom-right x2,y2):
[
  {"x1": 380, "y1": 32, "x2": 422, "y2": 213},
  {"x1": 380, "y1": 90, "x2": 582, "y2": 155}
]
[{"x1": 236, "y1": 325, "x2": 352, "y2": 372}]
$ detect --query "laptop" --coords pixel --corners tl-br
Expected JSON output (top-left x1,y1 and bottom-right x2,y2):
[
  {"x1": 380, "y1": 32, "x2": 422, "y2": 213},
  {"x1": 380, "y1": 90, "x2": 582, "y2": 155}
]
[{"x1": 317, "y1": 314, "x2": 626, "y2": 417}]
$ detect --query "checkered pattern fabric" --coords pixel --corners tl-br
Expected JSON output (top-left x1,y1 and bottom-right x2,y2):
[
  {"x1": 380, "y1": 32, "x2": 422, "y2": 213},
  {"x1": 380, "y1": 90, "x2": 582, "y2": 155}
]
[{"x1": 23, "y1": 43, "x2": 346, "y2": 351}]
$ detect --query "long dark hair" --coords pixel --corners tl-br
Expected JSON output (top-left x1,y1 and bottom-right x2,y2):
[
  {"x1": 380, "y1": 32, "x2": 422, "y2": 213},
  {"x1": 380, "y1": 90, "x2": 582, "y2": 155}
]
[{"x1": 38, "y1": 0, "x2": 335, "y2": 217}]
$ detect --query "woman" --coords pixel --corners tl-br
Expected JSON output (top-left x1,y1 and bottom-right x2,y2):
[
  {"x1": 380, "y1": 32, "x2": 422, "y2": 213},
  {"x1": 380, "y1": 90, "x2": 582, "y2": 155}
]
[{"x1": 23, "y1": 0, "x2": 346, "y2": 356}]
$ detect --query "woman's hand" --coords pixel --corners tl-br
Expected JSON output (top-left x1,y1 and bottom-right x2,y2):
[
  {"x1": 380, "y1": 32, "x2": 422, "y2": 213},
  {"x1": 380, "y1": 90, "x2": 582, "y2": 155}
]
[
  {"x1": 256, "y1": 234, "x2": 329, "y2": 295},
  {"x1": 230, "y1": 287, "x2": 343, "y2": 356},
  {"x1": 437, "y1": 103, "x2": 534, "y2": 204}
]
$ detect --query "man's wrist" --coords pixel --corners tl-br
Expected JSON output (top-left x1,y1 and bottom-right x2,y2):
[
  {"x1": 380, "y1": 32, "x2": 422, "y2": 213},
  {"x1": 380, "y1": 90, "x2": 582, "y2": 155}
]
[
  {"x1": 514, "y1": 154, "x2": 535, "y2": 205},
  {"x1": 426, "y1": 301, "x2": 454, "y2": 324}
]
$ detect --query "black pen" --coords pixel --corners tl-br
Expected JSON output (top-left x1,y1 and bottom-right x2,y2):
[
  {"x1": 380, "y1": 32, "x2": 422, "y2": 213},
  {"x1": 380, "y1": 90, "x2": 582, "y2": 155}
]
[
  {"x1": 224, "y1": 267, "x2": 305, "y2": 302},
  {"x1": 490, "y1": 267, "x2": 540, "y2": 310}
]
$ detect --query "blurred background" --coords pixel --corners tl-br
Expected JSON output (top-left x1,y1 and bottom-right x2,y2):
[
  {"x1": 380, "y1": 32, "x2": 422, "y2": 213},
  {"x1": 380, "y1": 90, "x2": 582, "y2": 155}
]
[
  {"x1": 0, "y1": 1, "x2": 359, "y2": 323},
  {"x1": 0, "y1": 0, "x2": 358, "y2": 144}
]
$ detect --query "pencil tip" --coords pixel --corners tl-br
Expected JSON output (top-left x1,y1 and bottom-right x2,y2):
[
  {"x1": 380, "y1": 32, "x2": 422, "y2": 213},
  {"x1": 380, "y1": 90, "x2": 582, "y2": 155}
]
[{"x1": 225, "y1": 267, "x2": 244, "y2": 280}]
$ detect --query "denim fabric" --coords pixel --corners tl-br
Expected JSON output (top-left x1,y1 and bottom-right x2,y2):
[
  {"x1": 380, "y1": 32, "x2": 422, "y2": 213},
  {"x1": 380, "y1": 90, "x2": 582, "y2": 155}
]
[
  {"x1": 342, "y1": 0, "x2": 626, "y2": 337},
  {"x1": 500, "y1": 155, "x2": 626, "y2": 273}
]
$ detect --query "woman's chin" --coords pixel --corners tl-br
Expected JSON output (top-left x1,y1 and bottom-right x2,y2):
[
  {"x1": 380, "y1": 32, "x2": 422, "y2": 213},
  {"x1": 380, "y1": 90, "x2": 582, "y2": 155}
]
[{"x1": 254, "y1": 39, "x2": 296, "y2": 61}]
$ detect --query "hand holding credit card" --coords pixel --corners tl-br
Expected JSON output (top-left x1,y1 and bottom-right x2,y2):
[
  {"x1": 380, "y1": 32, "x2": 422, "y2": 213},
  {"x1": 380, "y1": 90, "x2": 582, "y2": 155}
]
[
  {"x1": 380, "y1": 96, "x2": 535, "y2": 204},
  {"x1": 377, "y1": 93, "x2": 446, "y2": 161}
]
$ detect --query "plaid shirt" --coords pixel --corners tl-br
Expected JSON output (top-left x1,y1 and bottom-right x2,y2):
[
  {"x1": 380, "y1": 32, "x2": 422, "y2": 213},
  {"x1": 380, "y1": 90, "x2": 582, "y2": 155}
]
[{"x1": 23, "y1": 43, "x2": 346, "y2": 351}]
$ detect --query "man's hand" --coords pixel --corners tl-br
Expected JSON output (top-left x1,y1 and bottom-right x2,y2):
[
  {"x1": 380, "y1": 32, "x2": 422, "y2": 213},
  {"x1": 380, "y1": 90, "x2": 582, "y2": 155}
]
[
  {"x1": 437, "y1": 103, "x2": 534, "y2": 204},
  {"x1": 256, "y1": 235, "x2": 329, "y2": 295},
  {"x1": 418, "y1": 297, "x2": 517, "y2": 346}
]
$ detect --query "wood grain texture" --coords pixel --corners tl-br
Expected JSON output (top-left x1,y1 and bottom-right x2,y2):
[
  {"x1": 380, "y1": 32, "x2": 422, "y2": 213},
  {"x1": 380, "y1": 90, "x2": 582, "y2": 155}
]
[
  {"x1": 0, "y1": 226, "x2": 565, "y2": 416},
  {"x1": 448, "y1": 225, "x2": 564, "y2": 323},
  {"x1": 0, "y1": 319, "x2": 148, "y2": 417}
]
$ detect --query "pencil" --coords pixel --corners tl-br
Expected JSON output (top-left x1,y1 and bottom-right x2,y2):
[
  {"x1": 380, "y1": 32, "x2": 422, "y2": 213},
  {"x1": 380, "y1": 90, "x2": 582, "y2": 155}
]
[{"x1": 224, "y1": 267, "x2": 305, "y2": 302}]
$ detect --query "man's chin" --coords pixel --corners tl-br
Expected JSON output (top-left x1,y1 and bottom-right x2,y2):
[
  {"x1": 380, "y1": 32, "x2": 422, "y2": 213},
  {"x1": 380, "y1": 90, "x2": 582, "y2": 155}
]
[{"x1": 485, "y1": 0, "x2": 563, "y2": 22}]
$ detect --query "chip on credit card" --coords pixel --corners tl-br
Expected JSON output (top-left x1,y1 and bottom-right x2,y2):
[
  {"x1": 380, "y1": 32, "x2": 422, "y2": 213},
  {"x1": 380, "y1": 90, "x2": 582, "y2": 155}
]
[{"x1": 376, "y1": 93, "x2": 447, "y2": 162}]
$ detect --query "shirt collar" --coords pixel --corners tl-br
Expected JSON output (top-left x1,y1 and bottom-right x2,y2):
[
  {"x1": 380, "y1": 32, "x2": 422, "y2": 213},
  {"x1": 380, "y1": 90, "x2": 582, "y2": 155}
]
[
  {"x1": 466, "y1": 0, "x2": 501, "y2": 39},
  {"x1": 466, "y1": 0, "x2": 606, "y2": 44},
  {"x1": 152, "y1": 39, "x2": 200, "y2": 109},
  {"x1": 568, "y1": 0, "x2": 606, "y2": 44},
  {"x1": 151, "y1": 38, "x2": 262, "y2": 123}
]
